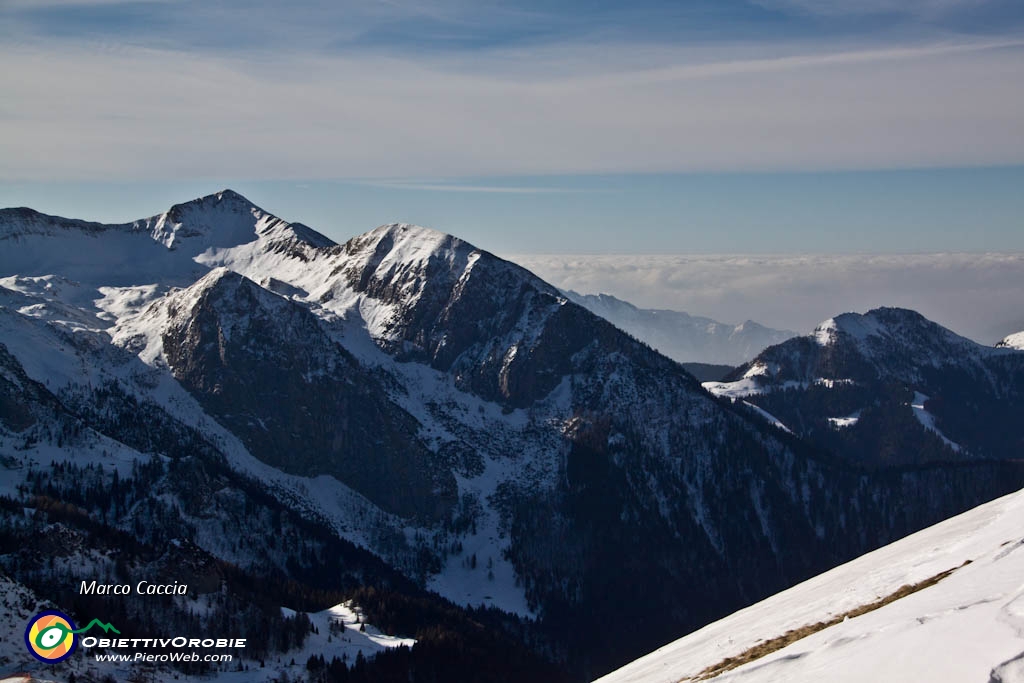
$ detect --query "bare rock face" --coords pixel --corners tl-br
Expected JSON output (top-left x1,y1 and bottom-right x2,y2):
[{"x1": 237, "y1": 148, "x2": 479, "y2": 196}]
[
  {"x1": 161, "y1": 269, "x2": 455, "y2": 523},
  {"x1": 332, "y1": 223, "x2": 685, "y2": 409}
]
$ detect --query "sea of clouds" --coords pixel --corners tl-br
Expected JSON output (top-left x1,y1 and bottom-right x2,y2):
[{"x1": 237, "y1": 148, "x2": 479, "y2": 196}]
[{"x1": 506, "y1": 252, "x2": 1024, "y2": 344}]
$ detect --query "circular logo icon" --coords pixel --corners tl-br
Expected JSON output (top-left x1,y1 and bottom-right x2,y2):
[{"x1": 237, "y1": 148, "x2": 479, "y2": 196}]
[{"x1": 25, "y1": 610, "x2": 78, "y2": 663}]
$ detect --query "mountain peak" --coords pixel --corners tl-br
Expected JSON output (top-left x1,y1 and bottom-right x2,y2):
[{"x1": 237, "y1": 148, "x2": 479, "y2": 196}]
[
  {"x1": 738, "y1": 306, "x2": 1005, "y2": 392},
  {"x1": 216, "y1": 188, "x2": 246, "y2": 201},
  {"x1": 143, "y1": 190, "x2": 268, "y2": 251},
  {"x1": 176, "y1": 188, "x2": 251, "y2": 209},
  {"x1": 997, "y1": 331, "x2": 1024, "y2": 350},
  {"x1": 806, "y1": 307, "x2": 999, "y2": 374},
  {"x1": 140, "y1": 190, "x2": 335, "y2": 252},
  {"x1": 0, "y1": 206, "x2": 117, "y2": 240},
  {"x1": 362, "y1": 222, "x2": 470, "y2": 261},
  {"x1": 813, "y1": 307, "x2": 934, "y2": 347},
  {"x1": 160, "y1": 188, "x2": 262, "y2": 228},
  {"x1": 371, "y1": 221, "x2": 451, "y2": 240},
  {"x1": 335, "y1": 222, "x2": 488, "y2": 301},
  {"x1": 160, "y1": 267, "x2": 252, "y2": 319}
]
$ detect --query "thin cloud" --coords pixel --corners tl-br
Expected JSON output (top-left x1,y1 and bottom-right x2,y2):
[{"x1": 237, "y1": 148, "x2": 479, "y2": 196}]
[
  {"x1": 1, "y1": 0, "x2": 172, "y2": 5},
  {"x1": 353, "y1": 180, "x2": 586, "y2": 193},
  {"x1": 2, "y1": 35, "x2": 1023, "y2": 180},
  {"x1": 572, "y1": 39, "x2": 1024, "y2": 87},
  {"x1": 750, "y1": 0, "x2": 991, "y2": 18}
]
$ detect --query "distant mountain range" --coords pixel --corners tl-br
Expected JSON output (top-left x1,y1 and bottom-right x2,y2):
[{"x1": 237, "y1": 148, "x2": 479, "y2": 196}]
[
  {"x1": 562, "y1": 290, "x2": 796, "y2": 366},
  {"x1": 1, "y1": 191, "x2": 1022, "y2": 682}
]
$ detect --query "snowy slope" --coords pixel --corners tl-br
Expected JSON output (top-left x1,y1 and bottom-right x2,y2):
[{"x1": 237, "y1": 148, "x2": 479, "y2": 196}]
[
  {"x1": 596, "y1": 485, "x2": 1024, "y2": 683},
  {"x1": 998, "y1": 331, "x2": 1024, "y2": 350}
]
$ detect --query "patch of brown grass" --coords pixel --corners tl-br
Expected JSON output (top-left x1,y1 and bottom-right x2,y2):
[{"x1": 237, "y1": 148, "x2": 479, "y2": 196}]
[{"x1": 684, "y1": 559, "x2": 972, "y2": 682}]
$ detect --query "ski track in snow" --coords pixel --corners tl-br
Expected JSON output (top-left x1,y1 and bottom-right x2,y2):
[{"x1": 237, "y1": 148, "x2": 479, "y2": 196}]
[
  {"x1": 741, "y1": 401, "x2": 792, "y2": 434},
  {"x1": 910, "y1": 391, "x2": 962, "y2": 453}
]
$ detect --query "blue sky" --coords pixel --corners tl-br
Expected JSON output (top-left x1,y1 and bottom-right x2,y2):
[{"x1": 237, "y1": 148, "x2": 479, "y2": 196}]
[
  {"x1": 2, "y1": 169, "x2": 1024, "y2": 255},
  {"x1": 2, "y1": 0, "x2": 1024, "y2": 254}
]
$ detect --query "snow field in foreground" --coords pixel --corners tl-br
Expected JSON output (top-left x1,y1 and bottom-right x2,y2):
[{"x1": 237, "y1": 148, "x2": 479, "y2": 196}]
[{"x1": 597, "y1": 486, "x2": 1024, "y2": 683}]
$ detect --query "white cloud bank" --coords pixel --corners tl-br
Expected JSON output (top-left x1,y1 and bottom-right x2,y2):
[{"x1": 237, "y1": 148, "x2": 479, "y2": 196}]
[
  {"x1": 1, "y1": 36, "x2": 1023, "y2": 180},
  {"x1": 505, "y1": 252, "x2": 1024, "y2": 344}
]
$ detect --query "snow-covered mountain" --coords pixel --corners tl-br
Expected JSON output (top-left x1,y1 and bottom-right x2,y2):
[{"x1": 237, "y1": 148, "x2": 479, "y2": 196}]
[
  {"x1": 704, "y1": 307, "x2": 1024, "y2": 468},
  {"x1": 596, "y1": 484, "x2": 1024, "y2": 683},
  {"x1": 998, "y1": 331, "x2": 1024, "y2": 350},
  {"x1": 3, "y1": 192, "x2": 1022, "y2": 681},
  {"x1": 563, "y1": 291, "x2": 795, "y2": 366}
]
